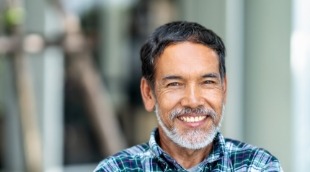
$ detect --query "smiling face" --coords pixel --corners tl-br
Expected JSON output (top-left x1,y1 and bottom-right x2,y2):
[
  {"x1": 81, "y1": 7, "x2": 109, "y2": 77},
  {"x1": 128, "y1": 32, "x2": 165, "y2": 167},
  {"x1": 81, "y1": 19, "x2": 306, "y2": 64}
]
[{"x1": 141, "y1": 42, "x2": 227, "y2": 150}]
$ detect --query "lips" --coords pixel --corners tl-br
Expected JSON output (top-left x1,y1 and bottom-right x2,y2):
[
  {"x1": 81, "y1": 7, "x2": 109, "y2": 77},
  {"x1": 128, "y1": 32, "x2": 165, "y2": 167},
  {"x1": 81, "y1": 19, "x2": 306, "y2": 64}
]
[{"x1": 179, "y1": 116, "x2": 206, "y2": 123}]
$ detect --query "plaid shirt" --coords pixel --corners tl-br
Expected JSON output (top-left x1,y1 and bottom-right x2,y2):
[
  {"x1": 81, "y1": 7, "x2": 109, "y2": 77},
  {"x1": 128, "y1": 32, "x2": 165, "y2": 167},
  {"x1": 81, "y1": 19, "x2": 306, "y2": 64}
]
[{"x1": 94, "y1": 128, "x2": 282, "y2": 172}]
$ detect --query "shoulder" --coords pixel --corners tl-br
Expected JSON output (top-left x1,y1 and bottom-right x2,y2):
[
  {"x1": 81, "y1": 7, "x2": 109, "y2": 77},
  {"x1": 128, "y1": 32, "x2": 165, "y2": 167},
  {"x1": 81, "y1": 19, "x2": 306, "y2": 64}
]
[
  {"x1": 93, "y1": 143, "x2": 154, "y2": 172},
  {"x1": 224, "y1": 138, "x2": 283, "y2": 171}
]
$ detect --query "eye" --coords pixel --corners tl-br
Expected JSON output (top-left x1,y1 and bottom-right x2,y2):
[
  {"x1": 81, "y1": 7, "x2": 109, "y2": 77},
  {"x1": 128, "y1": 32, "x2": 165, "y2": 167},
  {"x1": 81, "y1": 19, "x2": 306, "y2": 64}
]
[
  {"x1": 167, "y1": 82, "x2": 182, "y2": 87},
  {"x1": 202, "y1": 80, "x2": 216, "y2": 85}
]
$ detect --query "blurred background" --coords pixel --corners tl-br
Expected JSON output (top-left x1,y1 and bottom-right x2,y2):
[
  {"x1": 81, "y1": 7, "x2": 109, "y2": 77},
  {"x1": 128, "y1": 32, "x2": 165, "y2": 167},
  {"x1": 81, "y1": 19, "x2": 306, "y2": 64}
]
[{"x1": 0, "y1": 0, "x2": 309, "y2": 171}]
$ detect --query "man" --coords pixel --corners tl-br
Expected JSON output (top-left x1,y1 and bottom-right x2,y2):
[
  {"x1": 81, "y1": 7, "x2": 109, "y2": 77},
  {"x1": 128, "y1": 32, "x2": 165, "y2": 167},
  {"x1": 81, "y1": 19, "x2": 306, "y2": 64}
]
[{"x1": 94, "y1": 21, "x2": 282, "y2": 171}]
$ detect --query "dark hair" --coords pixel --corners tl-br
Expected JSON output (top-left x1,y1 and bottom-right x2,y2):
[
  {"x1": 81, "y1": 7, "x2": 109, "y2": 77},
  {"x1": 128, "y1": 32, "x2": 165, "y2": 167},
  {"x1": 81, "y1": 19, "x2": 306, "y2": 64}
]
[{"x1": 140, "y1": 21, "x2": 226, "y2": 87}]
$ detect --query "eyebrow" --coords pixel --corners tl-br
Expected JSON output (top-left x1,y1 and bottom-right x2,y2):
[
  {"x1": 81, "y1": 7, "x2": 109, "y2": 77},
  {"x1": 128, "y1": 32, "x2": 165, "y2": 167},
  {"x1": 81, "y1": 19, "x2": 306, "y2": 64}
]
[
  {"x1": 202, "y1": 73, "x2": 220, "y2": 79},
  {"x1": 162, "y1": 75, "x2": 182, "y2": 81},
  {"x1": 162, "y1": 73, "x2": 220, "y2": 81}
]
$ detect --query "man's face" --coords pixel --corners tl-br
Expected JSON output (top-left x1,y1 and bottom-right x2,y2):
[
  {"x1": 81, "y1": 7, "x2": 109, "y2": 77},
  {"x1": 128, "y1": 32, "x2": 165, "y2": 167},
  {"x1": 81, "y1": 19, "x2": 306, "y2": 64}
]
[{"x1": 142, "y1": 42, "x2": 227, "y2": 150}]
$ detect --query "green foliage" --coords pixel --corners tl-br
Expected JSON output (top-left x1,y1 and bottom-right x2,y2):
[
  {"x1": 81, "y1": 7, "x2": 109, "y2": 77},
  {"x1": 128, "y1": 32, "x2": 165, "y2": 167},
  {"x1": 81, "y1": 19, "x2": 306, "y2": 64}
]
[
  {"x1": 0, "y1": 7, "x2": 24, "y2": 33},
  {"x1": 3, "y1": 7, "x2": 24, "y2": 28}
]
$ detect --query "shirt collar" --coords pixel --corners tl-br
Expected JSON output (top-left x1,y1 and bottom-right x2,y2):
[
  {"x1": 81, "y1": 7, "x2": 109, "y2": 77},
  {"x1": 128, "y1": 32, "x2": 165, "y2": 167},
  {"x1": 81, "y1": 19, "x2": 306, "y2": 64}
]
[
  {"x1": 148, "y1": 128, "x2": 226, "y2": 163},
  {"x1": 149, "y1": 128, "x2": 164, "y2": 157},
  {"x1": 205, "y1": 131, "x2": 226, "y2": 163}
]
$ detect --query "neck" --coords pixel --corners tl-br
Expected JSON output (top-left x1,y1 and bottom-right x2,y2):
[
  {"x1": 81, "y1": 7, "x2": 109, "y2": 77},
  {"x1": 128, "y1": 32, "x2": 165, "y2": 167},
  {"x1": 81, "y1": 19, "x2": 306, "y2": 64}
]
[{"x1": 158, "y1": 128, "x2": 213, "y2": 169}]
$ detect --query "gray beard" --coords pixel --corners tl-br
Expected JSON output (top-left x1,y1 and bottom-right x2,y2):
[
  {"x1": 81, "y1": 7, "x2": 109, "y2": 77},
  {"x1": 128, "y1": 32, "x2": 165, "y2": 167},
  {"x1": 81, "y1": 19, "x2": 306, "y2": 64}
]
[{"x1": 155, "y1": 104, "x2": 224, "y2": 150}]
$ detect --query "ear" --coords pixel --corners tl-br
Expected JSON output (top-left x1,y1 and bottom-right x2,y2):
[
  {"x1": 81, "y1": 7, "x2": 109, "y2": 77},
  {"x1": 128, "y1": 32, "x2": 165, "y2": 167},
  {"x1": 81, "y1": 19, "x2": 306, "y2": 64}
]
[
  {"x1": 222, "y1": 75, "x2": 228, "y2": 104},
  {"x1": 140, "y1": 77, "x2": 156, "y2": 112}
]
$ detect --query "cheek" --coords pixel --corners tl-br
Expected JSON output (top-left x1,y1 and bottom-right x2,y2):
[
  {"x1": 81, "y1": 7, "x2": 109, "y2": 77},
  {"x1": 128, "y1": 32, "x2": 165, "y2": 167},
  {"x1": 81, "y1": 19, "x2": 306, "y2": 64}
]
[
  {"x1": 202, "y1": 88, "x2": 224, "y2": 100},
  {"x1": 202, "y1": 90, "x2": 225, "y2": 111},
  {"x1": 156, "y1": 91, "x2": 184, "y2": 124},
  {"x1": 157, "y1": 91, "x2": 183, "y2": 109}
]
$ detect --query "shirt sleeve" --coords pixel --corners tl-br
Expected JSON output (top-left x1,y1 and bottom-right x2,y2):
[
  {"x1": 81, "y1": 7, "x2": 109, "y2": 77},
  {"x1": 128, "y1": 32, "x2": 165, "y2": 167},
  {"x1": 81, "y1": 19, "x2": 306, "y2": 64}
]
[
  {"x1": 93, "y1": 158, "x2": 119, "y2": 172},
  {"x1": 261, "y1": 159, "x2": 283, "y2": 172}
]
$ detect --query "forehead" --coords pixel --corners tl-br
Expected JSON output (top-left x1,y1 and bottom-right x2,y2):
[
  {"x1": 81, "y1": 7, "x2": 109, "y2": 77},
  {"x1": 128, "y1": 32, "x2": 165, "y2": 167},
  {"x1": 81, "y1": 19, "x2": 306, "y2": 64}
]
[{"x1": 155, "y1": 42, "x2": 219, "y2": 76}]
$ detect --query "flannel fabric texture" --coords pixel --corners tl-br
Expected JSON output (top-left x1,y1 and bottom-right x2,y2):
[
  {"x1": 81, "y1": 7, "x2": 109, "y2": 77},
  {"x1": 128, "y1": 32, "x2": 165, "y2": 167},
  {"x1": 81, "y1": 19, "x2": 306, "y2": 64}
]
[{"x1": 94, "y1": 128, "x2": 282, "y2": 172}]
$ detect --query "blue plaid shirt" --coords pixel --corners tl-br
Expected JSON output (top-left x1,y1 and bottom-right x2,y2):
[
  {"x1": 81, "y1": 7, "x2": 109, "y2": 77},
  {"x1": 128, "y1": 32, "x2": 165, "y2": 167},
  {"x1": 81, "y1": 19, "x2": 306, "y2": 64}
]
[{"x1": 94, "y1": 128, "x2": 282, "y2": 171}]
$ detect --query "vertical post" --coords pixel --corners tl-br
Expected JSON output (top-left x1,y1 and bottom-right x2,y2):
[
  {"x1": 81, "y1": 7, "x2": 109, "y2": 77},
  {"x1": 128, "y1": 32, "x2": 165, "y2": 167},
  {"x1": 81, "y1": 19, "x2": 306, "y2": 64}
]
[
  {"x1": 100, "y1": 1, "x2": 130, "y2": 108},
  {"x1": 244, "y1": 0, "x2": 292, "y2": 170},
  {"x1": 13, "y1": 52, "x2": 43, "y2": 172},
  {"x1": 2, "y1": 57, "x2": 25, "y2": 171},
  {"x1": 291, "y1": 0, "x2": 310, "y2": 170},
  {"x1": 24, "y1": 0, "x2": 65, "y2": 171},
  {"x1": 41, "y1": 47, "x2": 64, "y2": 172},
  {"x1": 223, "y1": 0, "x2": 244, "y2": 141}
]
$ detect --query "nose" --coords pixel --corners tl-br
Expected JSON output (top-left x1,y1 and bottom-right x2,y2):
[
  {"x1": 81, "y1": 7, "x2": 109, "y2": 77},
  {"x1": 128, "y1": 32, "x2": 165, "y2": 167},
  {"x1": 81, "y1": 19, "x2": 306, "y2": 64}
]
[{"x1": 180, "y1": 84, "x2": 204, "y2": 108}]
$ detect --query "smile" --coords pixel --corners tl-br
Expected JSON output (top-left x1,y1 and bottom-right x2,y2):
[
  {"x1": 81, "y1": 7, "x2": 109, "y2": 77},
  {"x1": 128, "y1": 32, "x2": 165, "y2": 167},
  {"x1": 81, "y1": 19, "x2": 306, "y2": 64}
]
[{"x1": 179, "y1": 116, "x2": 206, "y2": 123}]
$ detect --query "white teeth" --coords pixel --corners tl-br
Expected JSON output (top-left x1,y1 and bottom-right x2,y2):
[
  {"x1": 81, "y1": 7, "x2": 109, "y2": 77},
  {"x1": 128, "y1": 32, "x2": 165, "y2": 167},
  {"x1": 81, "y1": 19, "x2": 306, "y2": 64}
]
[{"x1": 180, "y1": 116, "x2": 206, "y2": 122}]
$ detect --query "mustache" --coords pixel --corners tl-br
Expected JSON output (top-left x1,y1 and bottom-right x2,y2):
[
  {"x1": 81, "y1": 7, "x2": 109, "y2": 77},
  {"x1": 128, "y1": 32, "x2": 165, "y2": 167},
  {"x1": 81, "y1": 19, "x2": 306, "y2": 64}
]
[{"x1": 169, "y1": 106, "x2": 217, "y2": 120}]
